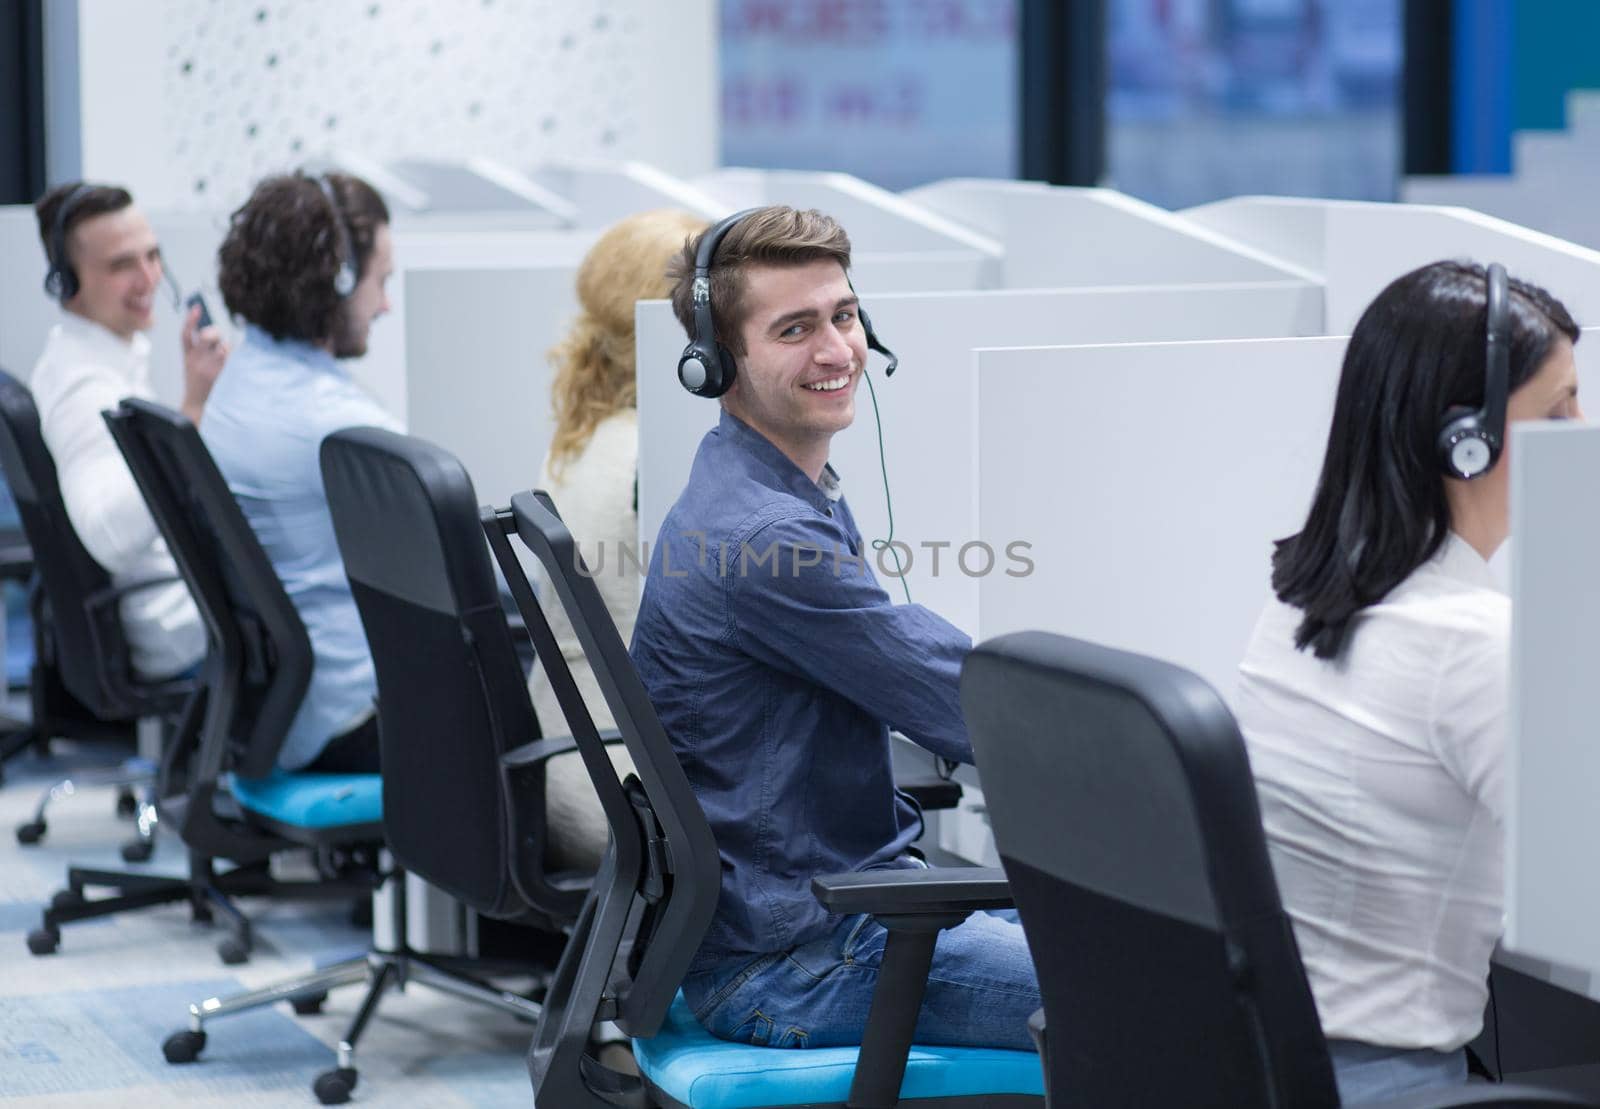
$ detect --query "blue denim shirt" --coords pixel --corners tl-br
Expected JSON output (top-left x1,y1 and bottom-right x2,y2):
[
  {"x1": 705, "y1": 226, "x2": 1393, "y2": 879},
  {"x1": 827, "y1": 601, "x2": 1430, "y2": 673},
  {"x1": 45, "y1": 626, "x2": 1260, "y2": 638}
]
[
  {"x1": 201, "y1": 325, "x2": 402, "y2": 770},
  {"x1": 630, "y1": 410, "x2": 973, "y2": 966}
]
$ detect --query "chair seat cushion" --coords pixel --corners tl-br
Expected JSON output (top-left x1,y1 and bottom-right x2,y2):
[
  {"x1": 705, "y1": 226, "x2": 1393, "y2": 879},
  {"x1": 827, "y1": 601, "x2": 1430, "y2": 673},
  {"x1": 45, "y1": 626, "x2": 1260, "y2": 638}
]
[
  {"x1": 633, "y1": 993, "x2": 1044, "y2": 1108},
  {"x1": 230, "y1": 770, "x2": 383, "y2": 830}
]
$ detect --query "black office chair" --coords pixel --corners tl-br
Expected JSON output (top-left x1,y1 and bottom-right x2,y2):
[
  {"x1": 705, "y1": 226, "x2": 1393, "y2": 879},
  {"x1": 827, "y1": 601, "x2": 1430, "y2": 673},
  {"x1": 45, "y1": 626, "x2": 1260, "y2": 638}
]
[
  {"x1": 0, "y1": 367, "x2": 195, "y2": 853},
  {"x1": 29, "y1": 399, "x2": 383, "y2": 967},
  {"x1": 959, "y1": 630, "x2": 1599, "y2": 1109},
  {"x1": 160, "y1": 426, "x2": 597, "y2": 1105},
  {"x1": 487, "y1": 489, "x2": 1045, "y2": 1109}
]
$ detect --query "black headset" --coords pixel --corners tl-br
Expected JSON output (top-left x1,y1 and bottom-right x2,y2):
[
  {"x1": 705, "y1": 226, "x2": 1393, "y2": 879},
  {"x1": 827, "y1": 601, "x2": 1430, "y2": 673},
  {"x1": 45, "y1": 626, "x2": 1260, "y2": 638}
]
[
  {"x1": 1437, "y1": 261, "x2": 1511, "y2": 481},
  {"x1": 42, "y1": 184, "x2": 98, "y2": 304},
  {"x1": 42, "y1": 183, "x2": 182, "y2": 310},
  {"x1": 677, "y1": 208, "x2": 899, "y2": 398},
  {"x1": 317, "y1": 175, "x2": 359, "y2": 298}
]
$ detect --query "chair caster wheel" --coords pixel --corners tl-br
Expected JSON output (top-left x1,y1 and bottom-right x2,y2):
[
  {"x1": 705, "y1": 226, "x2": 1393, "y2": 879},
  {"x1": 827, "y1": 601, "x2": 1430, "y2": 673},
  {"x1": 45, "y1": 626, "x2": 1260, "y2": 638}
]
[
  {"x1": 26, "y1": 926, "x2": 59, "y2": 955},
  {"x1": 115, "y1": 789, "x2": 138, "y2": 818},
  {"x1": 162, "y1": 1028, "x2": 207, "y2": 1064},
  {"x1": 290, "y1": 991, "x2": 328, "y2": 1015},
  {"x1": 16, "y1": 820, "x2": 45, "y2": 845},
  {"x1": 217, "y1": 936, "x2": 250, "y2": 965},
  {"x1": 120, "y1": 839, "x2": 154, "y2": 863},
  {"x1": 313, "y1": 1067, "x2": 357, "y2": 1104},
  {"x1": 50, "y1": 889, "x2": 84, "y2": 911}
]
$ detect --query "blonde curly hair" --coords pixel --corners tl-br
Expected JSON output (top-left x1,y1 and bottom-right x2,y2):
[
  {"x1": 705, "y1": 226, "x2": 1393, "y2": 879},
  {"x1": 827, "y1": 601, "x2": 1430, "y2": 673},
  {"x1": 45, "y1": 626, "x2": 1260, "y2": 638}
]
[{"x1": 547, "y1": 209, "x2": 708, "y2": 475}]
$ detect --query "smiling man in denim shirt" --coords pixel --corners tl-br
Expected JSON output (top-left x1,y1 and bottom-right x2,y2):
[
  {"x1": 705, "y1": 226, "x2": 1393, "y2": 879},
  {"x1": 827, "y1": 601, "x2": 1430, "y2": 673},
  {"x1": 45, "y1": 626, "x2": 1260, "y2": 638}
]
[{"x1": 629, "y1": 206, "x2": 1040, "y2": 1051}]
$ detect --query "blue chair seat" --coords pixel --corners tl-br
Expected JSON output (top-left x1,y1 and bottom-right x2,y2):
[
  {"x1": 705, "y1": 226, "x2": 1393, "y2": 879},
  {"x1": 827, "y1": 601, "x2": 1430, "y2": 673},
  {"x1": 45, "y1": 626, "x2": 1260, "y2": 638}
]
[
  {"x1": 230, "y1": 770, "x2": 383, "y2": 831},
  {"x1": 633, "y1": 992, "x2": 1045, "y2": 1109}
]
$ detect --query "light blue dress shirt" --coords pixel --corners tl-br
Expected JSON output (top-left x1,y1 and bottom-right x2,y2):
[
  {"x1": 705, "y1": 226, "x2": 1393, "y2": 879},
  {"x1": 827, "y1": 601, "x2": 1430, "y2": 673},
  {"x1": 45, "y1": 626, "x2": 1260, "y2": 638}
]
[{"x1": 201, "y1": 324, "x2": 402, "y2": 770}]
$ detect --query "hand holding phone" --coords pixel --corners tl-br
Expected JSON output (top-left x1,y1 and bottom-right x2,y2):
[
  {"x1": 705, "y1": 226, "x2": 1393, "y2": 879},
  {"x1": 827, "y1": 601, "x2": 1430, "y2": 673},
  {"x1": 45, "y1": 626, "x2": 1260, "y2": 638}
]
[{"x1": 185, "y1": 291, "x2": 213, "y2": 330}]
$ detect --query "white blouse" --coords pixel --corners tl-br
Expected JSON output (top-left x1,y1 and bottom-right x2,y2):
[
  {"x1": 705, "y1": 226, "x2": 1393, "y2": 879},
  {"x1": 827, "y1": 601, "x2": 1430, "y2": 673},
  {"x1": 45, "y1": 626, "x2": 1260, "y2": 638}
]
[
  {"x1": 1235, "y1": 533, "x2": 1508, "y2": 1051},
  {"x1": 528, "y1": 410, "x2": 640, "y2": 871},
  {"x1": 30, "y1": 314, "x2": 204, "y2": 679}
]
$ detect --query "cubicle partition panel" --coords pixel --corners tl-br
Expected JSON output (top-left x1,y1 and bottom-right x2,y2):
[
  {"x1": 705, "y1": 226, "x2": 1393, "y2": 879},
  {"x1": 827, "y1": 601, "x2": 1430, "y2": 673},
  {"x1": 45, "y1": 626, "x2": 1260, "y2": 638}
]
[
  {"x1": 525, "y1": 160, "x2": 729, "y2": 227},
  {"x1": 1506, "y1": 422, "x2": 1600, "y2": 993},
  {"x1": 636, "y1": 282, "x2": 1325, "y2": 636},
  {"x1": 1322, "y1": 205, "x2": 1600, "y2": 335},
  {"x1": 361, "y1": 228, "x2": 597, "y2": 424},
  {"x1": 973, "y1": 336, "x2": 1348, "y2": 696},
  {"x1": 399, "y1": 264, "x2": 581, "y2": 511},
  {"x1": 905, "y1": 179, "x2": 1315, "y2": 290},
  {"x1": 1176, "y1": 195, "x2": 1335, "y2": 279}
]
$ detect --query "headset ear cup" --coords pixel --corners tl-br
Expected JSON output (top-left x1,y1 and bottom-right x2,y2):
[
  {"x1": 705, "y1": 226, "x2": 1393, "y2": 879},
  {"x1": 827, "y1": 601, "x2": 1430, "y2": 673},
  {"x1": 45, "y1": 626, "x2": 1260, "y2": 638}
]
[{"x1": 714, "y1": 342, "x2": 739, "y2": 398}]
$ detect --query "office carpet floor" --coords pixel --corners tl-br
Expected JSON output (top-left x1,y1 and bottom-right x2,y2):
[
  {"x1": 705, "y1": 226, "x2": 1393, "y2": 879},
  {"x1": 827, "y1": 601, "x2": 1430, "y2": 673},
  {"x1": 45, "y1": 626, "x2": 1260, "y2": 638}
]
[{"x1": 0, "y1": 738, "x2": 547, "y2": 1107}]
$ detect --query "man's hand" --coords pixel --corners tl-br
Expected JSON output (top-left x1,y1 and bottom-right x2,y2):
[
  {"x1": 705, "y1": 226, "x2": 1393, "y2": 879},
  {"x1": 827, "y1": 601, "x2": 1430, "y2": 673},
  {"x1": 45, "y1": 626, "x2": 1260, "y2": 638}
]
[{"x1": 180, "y1": 302, "x2": 228, "y2": 424}]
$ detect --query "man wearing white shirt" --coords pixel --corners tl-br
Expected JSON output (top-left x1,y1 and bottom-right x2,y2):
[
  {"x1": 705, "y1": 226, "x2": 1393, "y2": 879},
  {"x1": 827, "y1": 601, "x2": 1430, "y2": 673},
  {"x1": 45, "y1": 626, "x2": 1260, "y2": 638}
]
[{"x1": 29, "y1": 182, "x2": 227, "y2": 680}]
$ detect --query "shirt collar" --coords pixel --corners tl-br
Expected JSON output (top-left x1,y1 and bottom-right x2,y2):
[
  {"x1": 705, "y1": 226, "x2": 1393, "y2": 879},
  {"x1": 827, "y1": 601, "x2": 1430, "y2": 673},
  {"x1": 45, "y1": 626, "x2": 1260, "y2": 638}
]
[
  {"x1": 1430, "y1": 531, "x2": 1499, "y2": 592},
  {"x1": 57, "y1": 310, "x2": 151, "y2": 366},
  {"x1": 715, "y1": 408, "x2": 841, "y2": 514},
  {"x1": 243, "y1": 322, "x2": 343, "y2": 375}
]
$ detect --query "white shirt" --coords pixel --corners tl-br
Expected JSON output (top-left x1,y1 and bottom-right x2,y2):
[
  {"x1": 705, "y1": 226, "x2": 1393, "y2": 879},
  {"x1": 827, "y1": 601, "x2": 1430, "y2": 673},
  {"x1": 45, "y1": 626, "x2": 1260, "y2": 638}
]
[
  {"x1": 30, "y1": 314, "x2": 205, "y2": 679},
  {"x1": 1234, "y1": 533, "x2": 1508, "y2": 1052}
]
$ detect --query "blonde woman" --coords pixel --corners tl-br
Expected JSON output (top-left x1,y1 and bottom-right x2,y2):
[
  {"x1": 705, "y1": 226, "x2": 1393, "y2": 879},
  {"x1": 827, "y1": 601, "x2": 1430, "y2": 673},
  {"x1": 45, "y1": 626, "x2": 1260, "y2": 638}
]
[{"x1": 533, "y1": 209, "x2": 707, "y2": 870}]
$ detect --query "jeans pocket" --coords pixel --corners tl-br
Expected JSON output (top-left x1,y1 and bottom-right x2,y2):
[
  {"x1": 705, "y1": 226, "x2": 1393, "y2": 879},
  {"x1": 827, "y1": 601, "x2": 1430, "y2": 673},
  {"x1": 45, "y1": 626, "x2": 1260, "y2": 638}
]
[
  {"x1": 774, "y1": 1024, "x2": 810, "y2": 1049},
  {"x1": 728, "y1": 1008, "x2": 775, "y2": 1047}
]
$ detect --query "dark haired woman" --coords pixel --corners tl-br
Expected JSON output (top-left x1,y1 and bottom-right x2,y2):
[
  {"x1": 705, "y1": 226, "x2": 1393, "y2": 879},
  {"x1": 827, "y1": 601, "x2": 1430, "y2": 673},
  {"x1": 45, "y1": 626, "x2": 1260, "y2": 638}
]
[{"x1": 1235, "y1": 260, "x2": 1581, "y2": 1102}]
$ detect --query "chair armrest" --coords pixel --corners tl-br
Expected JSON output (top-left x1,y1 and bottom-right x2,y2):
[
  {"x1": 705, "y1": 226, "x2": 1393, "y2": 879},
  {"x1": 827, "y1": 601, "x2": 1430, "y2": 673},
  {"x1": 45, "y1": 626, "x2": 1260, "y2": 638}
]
[
  {"x1": 1357, "y1": 1082, "x2": 1600, "y2": 1108},
  {"x1": 811, "y1": 866, "x2": 1011, "y2": 917},
  {"x1": 501, "y1": 728, "x2": 623, "y2": 770},
  {"x1": 898, "y1": 778, "x2": 963, "y2": 811}
]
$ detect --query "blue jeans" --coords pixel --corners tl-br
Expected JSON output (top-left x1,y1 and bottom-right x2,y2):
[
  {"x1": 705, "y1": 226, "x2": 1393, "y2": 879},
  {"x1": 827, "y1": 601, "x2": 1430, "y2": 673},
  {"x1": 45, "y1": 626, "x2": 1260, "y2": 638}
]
[
  {"x1": 1327, "y1": 1040, "x2": 1467, "y2": 1104},
  {"x1": 682, "y1": 908, "x2": 1040, "y2": 1051}
]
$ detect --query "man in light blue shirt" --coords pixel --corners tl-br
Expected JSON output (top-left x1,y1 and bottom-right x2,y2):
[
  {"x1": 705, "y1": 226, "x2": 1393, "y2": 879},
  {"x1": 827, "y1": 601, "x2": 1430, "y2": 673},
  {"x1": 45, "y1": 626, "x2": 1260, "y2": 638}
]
[{"x1": 202, "y1": 172, "x2": 398, "y2": 773}]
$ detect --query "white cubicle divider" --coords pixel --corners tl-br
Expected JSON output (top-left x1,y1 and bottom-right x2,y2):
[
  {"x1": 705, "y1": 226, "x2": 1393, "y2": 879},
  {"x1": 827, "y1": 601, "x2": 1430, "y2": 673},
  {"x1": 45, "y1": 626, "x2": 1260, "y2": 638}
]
[
  {"x1": 973, "y1": 336, "x2": 1347, "y2": 696},
  {"x1": 905, "y1": 178, "x2": 1315, "y2": 289},
  {"x1": 360, "y1": 228, "x2": 599, "y2": 426},
  {"x1": 695, "y1": 168, "x2": 1004, "y2": 291},
  {"x1": 526, "y1": 160, "x2": 728, "y2": 226},
  {"x1": 0, "y1": 205, "x2": 232, "y2": 408},
  {"x1": 1322, "y1": 204, "x2": 1600, "y2": 336},
  {"x1": 1505, "y1": 422, "x2": 1600, "y2": 998},
  {"x1": 637, "y1": 281, "x2": 1325, "y2": 635},
  {"x1": 390, "y1": 259, "x2": 590, "y2": 510},
  {"x1": 1176, "y1": 195, "x2": 1337, "y2": 279}
]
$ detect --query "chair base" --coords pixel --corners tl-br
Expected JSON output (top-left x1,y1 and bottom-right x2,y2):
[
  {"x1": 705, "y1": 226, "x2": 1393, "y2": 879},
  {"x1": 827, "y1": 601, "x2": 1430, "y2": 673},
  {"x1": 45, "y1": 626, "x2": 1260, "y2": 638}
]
[
  {"x1": 26, "y1": 857, "x2": 365, "y2": 964},
  {"x1": 15, "y1": 757, "x2": 157, "y2": 850},
  {"x1": 166, "y1": 949, "x2": 547, "y2": 1105}
]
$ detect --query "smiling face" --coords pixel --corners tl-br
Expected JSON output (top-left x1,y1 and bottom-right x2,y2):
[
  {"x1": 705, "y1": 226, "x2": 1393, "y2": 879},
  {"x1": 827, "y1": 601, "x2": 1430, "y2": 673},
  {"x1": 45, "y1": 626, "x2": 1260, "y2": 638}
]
[
  {"x1": 65, "y1": 205, "x2": 163, "y2": 339},
  {"x1": 723, "y1": 258, "x2": 868, "y2": 481}
]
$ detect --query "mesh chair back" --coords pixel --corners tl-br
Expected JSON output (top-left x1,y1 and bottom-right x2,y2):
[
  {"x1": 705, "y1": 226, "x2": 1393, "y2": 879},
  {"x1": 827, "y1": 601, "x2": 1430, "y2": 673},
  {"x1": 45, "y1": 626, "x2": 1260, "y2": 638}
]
[
  {"x1": 484, "y1": 490, "x2": 720, "y2": 1104},
  {"x1": 961, "y1": 631, "x2": 1337, "y2": 1109},
  {"x1": 103, "y1": 399, "x2": 309, "y2": 779},
  {"x1": 319, "y1": 427, "x2": 577, "y2": 921},
  {"x1": 0, "y1": 368, "x2": 139, "y2": 716}
]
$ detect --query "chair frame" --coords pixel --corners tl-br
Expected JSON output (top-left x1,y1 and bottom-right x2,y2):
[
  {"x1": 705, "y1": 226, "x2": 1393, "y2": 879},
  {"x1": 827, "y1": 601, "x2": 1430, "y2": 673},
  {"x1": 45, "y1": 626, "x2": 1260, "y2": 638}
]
[{"x1": 487, "y1": 491, "x2": 1041, "y2": 1109}]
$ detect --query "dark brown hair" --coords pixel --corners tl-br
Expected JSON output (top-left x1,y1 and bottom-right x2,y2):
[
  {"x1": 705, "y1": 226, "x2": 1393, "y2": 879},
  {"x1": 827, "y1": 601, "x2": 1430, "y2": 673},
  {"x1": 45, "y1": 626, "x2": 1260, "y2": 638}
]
[
  {"x1": 217, "y1": 171, "x2": 390, "y2": 343},
  {"x1": 34, "y1": 182, "x2": 134, "y2": 274},
  {"x1": 667, "y1": 206, "x2": 851, "y2": 357},
  {"x1": 1273, "y1": 260, "x2": 1579, "y2": 659}
]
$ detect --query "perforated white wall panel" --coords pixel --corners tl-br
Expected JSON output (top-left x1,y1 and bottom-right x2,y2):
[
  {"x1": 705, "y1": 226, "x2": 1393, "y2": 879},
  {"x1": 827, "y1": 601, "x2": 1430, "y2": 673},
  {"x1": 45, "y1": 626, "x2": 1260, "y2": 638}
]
[{"x1": 65, "y1": 0, "x2": 715, "y2": 209}]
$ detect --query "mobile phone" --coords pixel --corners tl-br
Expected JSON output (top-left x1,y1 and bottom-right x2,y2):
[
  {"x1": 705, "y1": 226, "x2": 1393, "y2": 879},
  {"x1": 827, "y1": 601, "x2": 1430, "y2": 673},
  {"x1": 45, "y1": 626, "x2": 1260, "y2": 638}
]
[{"x1": 185, "y1": 291, "x2": 214, "y2": 330}]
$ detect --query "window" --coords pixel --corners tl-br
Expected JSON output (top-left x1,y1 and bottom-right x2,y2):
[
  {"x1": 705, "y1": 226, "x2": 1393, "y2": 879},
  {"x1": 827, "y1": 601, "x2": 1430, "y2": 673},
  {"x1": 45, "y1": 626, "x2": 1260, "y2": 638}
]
[
  {"x1": 720, "y1": 0, "x2": 1019, "y2": 191},
  {"x1": 1107, "y1": 0, "x2": 1402, "y2": 209}
]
